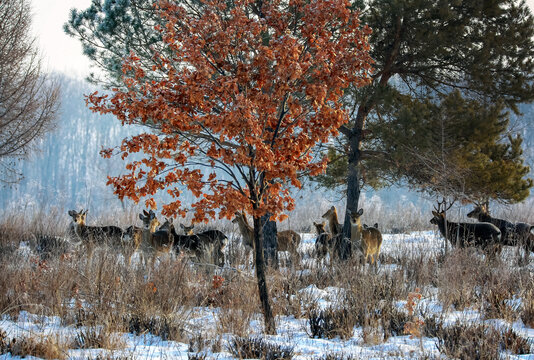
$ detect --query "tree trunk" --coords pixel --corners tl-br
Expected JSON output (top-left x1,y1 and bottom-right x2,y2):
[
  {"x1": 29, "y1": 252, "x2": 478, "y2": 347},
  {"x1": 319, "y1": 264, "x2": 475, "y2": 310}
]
[
  {"x1": 340, "y1": 130, "x2": 362, "y2": 259},
  {"x1": 261, "y1": 213, "x2": 278, "y2": 268},
  {"x1": 253, "y1": 216, "x2": 276, "y2": 334}
]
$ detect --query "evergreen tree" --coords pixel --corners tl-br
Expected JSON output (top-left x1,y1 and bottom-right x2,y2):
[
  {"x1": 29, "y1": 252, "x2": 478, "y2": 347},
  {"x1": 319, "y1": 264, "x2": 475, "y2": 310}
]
[
  {"x1": 330, "y1": 0, "x2": 534, "y2": 246},
  {"x1": 366, "y1": 91, "x2": 532, "y2": 204}
]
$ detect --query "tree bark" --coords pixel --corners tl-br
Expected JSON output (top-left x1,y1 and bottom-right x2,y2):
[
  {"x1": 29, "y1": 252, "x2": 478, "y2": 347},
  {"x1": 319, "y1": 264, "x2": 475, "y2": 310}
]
[
  {"x1": 261, "y1": 213, "x2": 278, "y2": 268},
  {"x1": 253, "y1": 215, "x2": 276, "y2": 334},
  {"x1": 340, "y1": 129, "x2": 362, "y2": 259}
]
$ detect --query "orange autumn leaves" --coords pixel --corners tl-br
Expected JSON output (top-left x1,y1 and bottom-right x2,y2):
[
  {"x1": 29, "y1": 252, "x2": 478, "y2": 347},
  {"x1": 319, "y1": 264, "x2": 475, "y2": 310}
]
[{"x1": 88, "y1": 0, "x2": 373, "y2": 222}]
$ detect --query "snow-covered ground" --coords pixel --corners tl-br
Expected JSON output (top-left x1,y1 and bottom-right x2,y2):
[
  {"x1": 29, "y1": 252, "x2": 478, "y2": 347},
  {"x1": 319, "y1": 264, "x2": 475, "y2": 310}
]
[{"x1": 1, "y1": 230, "x2": 533, "y2": 359}]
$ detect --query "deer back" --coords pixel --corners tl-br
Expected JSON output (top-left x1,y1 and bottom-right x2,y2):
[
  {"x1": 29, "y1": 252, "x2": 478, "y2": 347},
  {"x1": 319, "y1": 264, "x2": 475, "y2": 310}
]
[
  {"x1": 432, "y1": 211, "x2": 501, "y2": 248},
  {"x1": 232, "y1": 213, "x2": 254, "y2": 249},
  {"x1": 278, "y1": 230, "x2": 301, "y2": 253},
  {"x1": 361, "y1": 227, "x2": 382, "y2": 255}
]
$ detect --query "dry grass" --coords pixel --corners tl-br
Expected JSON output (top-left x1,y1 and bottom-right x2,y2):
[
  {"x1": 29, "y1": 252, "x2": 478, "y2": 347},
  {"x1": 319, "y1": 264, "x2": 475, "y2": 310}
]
[
  {"x1": 521, "y1": 287, "x2": 534, "y2": 328},
  {"x1": 7, "y1": 334, "x2": 69, "y2": 360},
  {"x1": 227, "y1": 336, "x2": 294, "y2": 360},
  {"x1": 0, "y1": 207, "x2": 532, "y2": 358}
]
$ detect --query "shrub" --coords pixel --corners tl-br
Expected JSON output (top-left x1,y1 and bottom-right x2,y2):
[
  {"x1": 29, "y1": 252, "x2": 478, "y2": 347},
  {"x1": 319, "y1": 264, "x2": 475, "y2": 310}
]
[
  {"x1": 521, "y1": 288, "x2": 534, "y2": 328},
  {"x1": 501, "y1": 328, "x2": 531, "y2": 355},
  {"x1": 227, "y1": 336, "x2": 294, "y2": 360},
  {"x1": 307, "y1": 306, "x2": 357, "y2": 340},
  {"x1": 0, "y1": 330, "x2": 8, "y2": 354},
  {"x1": 313, "y1": 353, "x2": 358, "y2": 360},
  {"x1": 72, "y1": 326, "x2": 124, "y2": 350},
  {"x1": 126, "y1": 313, "x2": 186, "y2": 342},
  {"x1": 436, "y1": 322, "x2": 501, "y2": 359},
  {"x1": 9, "y1": 334, "x2": 68, "y2": 360}
]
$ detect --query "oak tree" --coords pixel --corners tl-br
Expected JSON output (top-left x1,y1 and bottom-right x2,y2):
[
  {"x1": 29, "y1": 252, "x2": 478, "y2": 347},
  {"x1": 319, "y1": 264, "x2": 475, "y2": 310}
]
[{"x1": 87, "y1": 0, "x2": 372, "y2": 333}]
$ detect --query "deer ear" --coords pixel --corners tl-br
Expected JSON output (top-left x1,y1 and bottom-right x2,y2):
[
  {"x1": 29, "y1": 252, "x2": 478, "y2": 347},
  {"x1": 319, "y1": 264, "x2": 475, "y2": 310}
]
[
  {"x1": 139, "y1": 214, "x2": 144, "y2": 221},
  {"x1": 357, "y1": 209, "x2": 363, "y2": 216},
  {"x1": 143, "y1": 210, "x2": 149, "y2": 216},
  {"x1": 68, "y1": 210, "x2": 76, "y2": 216}
]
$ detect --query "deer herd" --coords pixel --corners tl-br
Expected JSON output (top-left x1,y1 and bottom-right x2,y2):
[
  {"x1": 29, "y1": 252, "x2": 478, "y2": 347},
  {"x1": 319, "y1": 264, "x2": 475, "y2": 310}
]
[{"x1": 66, "y1": 202, "x2": 534, "y2": 269}]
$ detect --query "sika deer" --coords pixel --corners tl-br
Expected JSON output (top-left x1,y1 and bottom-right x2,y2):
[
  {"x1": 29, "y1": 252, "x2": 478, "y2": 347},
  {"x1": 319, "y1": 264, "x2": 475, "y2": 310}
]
[
  {"x1": 179, "y1": 223, "x2": 227, "y2": 266},
  {"x1": 68, "y1": 209, "x2": 124, "y2": 261},
  {"x1": 157, "y1": 218, "x2": 204, "y2": 262},
  {"x1": 348, "y1": 209, "x2": 382, "y2": 265},
  {"x1": 278, "y1": 230, "x2": 301, "y2": 261},
  {"x1": 232, "y1": 213, "x2": 254, "y2": 256},
  {"x1": 138, "y1": 210, "x2": 173, "y2": 267},
  {"x1": 321, "y1": 206, "x2": 343, "y2": 237},
  {"x1": 313, "y1": 221, "x2": 333, "y2": 259},
  {"x1": 232, "y1": 213, "x2": 301, "y2": 264},
  {"x1": 467, "y1": 204, "x2": 534, "y2": 263},
  {"x1": 430, "y1": 210, "x2": 502, "y2": 260}
]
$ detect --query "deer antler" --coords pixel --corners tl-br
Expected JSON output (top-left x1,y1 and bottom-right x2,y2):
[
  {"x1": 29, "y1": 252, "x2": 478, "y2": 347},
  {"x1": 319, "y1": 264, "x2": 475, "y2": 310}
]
[{"x1": 434, "y1": 197, "x2": 454, "y2": 213}]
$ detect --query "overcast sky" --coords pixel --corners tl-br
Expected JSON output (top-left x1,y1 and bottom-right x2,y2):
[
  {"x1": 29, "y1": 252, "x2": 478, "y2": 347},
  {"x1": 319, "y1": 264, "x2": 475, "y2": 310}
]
[{"x1": 32, "y1": 0, "x2": 534, "y2": 78}]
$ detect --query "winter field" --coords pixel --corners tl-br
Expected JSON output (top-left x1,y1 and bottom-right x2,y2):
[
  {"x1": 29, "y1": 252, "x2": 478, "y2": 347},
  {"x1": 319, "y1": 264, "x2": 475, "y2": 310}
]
[{"x1": 0, "y1": 207, "x2": 533, "y2": 360}]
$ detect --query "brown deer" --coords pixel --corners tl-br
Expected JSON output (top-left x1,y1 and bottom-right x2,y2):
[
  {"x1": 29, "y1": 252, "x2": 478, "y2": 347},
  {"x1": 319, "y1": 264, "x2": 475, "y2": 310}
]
[
  {"x1": 431, "y1": 206, "x2": 502, "y2": 260},
  {"x1": 68, "y1": 209, "x2": 124, "y2": 262},
  {"x1": 179, "y1": 223, "x2": 227, "y2": 266},
  {"x1": 232, "y1": 213, "x2": 301, "y2": 264},
  {"x1": 321, "y1": 206, "x2": 342, "y2": 237},
  {"x1": 138, "y1": 210, "x2": 174, "y2": 267},
  {"x1": 232, "y1": 213, "x2": 255, "y2": 257},
  {"x1": 348, "y1": 209, "x2": 382, "y2": 265},
  {"x1": 313, "y1": 221, "x2": 333, "y2": 259},
  {"x1": 467, "y1": 204, "x2": 534, "y2": 263}
]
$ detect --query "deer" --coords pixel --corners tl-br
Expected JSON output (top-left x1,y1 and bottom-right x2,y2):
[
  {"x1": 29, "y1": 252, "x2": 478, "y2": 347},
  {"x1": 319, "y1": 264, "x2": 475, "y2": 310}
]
[
  {"x1": 321, "y1": 206, "x2": 343, "y2": 237},
  {"x1": 179, "y1": 223, "x2": 227, "y2": 266},
  {"x1": 232, "y1": 212, "x2": 254, "y2": 255},
  {"x1": 467, "y1": 204, "x2": 534, "y2": 263},
  {"x1": 313, "y1": 221, "x2": 334, "y2": 259},
  {"x1": 154, "y1": 218, "x2": 206, "y2": 263},
  {"x1": 348, "y1": 209, "x2": 382, "y2": 265},
  {"x1": 232, "y1": 213, "x2": 301, "y2": 265},
  {"x1": 138, "y1": 210, "x2": 174, "y2": 268},
  {"x1": 67, "y1": 209, "x2": 125, "y2": 262},
  {"x1": 364, "y1": 223, "x2": 379, "y2": 230},
  {"x1": 430, "y1": 203, "x2": 502, "y2": 260}
]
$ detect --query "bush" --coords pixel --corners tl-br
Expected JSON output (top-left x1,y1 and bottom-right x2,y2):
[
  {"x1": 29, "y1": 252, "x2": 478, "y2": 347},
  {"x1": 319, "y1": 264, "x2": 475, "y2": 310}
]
[
  {"x1": 307, "y1": 306, "x2": 357, "y2": 340},
  {"x1": 126, "y1": 313, "x2": 186, "y2": 341},
  {"x1": 227, "y1": 336, "x2": 294, "y2": 360},
  {"x1": 9, "y1": 335, "x2": 68, "y2": 360},
  {"x1": 501, "y1": 328, "x2": 531, "y2": 355},
  {"x1": 436, "y1": 322, "x2": 501, "y2": 359},
  {"x1": 521, "y1": 288, "x2": 534, "y2": 328},
  {"x1": 72, "y1": 326, "x2": 124, "y2": 350}
]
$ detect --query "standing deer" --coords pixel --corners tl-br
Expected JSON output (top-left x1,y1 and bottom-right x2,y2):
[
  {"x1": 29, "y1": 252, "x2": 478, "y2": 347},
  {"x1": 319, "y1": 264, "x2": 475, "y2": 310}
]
[
  {"x1": 430, "y1": 209, "x2": 502, "y2": 260},
  {"x1": 68, "y1": 209, "x2": 124, "y2": 262},
  {"x1": 321, "y1": 206, "x2": 343, "y2": 237},
  {"x1": 467, "y1": 204, "x2": 534, "y2": 263},
  {"x1": 232, "y1": 213, "x2": 301, "y2": 265},
  {"x1": 138, "y1": 210, "x2": 173, "y2": 268},
  {"x1": 180, "y1": 223, "x2": 227, "y2": 266},
  {"x1": 348, "y1": 209, "x2": 382, "y2": 265},
  {"x1": 313, "y1": 221, "x2": 333, "y2": 259},
  {"x1": 156, "y1": 218, "x2": 205, "y2": 263}
]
